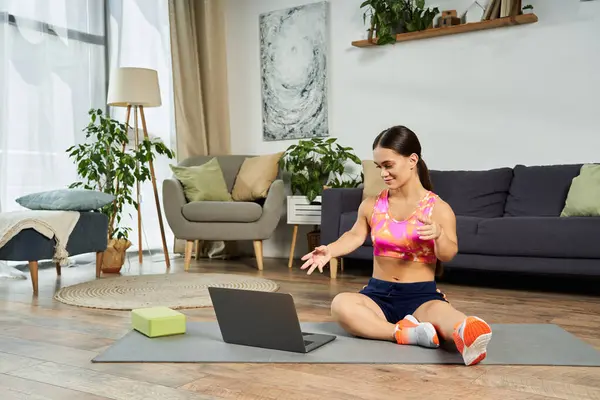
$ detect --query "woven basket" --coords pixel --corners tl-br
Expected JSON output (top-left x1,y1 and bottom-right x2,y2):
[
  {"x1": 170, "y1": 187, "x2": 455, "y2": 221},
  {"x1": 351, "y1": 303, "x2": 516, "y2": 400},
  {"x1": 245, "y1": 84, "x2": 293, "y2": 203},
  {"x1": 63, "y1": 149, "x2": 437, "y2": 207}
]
[{"x1": 307, "y1": 229, "x2": 321, "y2": 251}]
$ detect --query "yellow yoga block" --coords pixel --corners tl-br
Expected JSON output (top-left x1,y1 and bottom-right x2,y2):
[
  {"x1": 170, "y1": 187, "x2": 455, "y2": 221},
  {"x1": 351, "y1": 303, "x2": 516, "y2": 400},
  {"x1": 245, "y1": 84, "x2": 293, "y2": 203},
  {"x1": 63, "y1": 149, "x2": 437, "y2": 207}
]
[{"x1": 131, "y1": 306, "x2": 186, "y2": 338}]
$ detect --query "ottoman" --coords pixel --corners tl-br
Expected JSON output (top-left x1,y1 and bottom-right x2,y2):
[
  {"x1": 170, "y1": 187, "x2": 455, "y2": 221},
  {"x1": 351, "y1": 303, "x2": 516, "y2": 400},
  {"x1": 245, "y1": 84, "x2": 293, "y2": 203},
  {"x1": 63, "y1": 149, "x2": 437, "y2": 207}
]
[{"x1": 0, "y1": 211, "x2": 108, "y2": 294}]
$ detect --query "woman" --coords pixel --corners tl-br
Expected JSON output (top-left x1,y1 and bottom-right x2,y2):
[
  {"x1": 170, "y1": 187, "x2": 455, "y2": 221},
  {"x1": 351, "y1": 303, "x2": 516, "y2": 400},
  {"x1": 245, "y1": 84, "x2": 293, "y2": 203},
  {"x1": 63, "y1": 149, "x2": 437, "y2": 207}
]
[{"x1": 300, "y1": 126, "x2": 492, "y2": 366}]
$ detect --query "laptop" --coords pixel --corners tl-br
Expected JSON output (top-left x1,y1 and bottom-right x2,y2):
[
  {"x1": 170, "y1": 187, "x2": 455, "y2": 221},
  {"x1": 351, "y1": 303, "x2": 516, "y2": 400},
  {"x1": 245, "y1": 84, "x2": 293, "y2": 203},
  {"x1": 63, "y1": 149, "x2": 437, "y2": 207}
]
[{"x1": 208, "y1": 286, "x2": 336, "y2": 353}]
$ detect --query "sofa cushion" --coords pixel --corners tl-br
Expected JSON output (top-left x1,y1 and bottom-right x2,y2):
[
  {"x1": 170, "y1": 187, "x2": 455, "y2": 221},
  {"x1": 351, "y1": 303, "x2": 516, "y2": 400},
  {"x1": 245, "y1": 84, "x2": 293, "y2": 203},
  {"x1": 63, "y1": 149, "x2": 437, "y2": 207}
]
[
  {"x1": 231, "y1": 152, "x2": 283, "y2": 201},
  {"x1": 455, "y1": 216, "x2": 485, "y2": 254},
  {"x1": 182, "y1": 201, "x2": 262, "y2": 222},
  {"x1": 429, "y1": 168, "x2": 513, "y2": 218},
  {"x1": 339, "y1": 211, "x2": 372, "y2": 246},
  {"x1": 361, "y1": 160, "x2": 387, "y2": 199},
  {"x1": 15, "y1": 188, "x2": 115, "y2": 211},
  {"x1": 561, "y1": 164, "x2": 600, "y2": 217},
  {"x1": 504, "y1": 164, "x2": 582, "y2": 217},
  {"x1": 170, "y1": 158, "x2": 233, "y2": 202},
  {"x1": 470, "y1": 216, "x2": 600, "y2": 258}
]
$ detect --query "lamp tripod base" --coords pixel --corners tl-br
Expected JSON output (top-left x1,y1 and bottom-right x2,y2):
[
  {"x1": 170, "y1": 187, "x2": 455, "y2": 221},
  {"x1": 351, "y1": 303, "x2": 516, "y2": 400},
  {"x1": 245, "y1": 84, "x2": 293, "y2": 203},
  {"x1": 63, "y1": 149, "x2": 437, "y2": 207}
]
[{"x1": 123, "y1": 104, "x2": 171, "y2": 268}]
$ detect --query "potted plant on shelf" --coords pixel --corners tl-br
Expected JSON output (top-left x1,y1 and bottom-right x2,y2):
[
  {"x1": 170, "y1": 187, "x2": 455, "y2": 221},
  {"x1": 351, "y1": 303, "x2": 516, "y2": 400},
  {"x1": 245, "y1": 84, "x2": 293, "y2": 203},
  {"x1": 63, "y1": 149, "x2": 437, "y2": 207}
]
[
  {"x1": 360, "y1": 0, "x2": 439, "y2": 45},
  {"x1": 360, "y1": 0, "x2": 405, "y2": 45},
  {"x1": 66, "y1": 108, "x2": 175, "y2": 273},
  {"x1": 403, "y1": 0, "x2": 440, "y2": 32},
  {"x1": 522, "y1": 4, "x2": 534, "y2": 14},
  {"x1": 279, "y1": 137, "x2": 363, "y2": 203}
]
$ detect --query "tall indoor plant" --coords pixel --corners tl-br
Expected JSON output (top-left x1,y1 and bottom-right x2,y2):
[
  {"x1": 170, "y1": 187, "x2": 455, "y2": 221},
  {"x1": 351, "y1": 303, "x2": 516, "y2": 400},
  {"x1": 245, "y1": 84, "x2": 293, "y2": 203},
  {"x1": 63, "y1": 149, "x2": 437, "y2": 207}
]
[
  {"x1": 279, "y1": 137, "x2": 363, "y2": 203},
  {"x1": 66, "y1": 108, "x2": 175, "y2": 272}
]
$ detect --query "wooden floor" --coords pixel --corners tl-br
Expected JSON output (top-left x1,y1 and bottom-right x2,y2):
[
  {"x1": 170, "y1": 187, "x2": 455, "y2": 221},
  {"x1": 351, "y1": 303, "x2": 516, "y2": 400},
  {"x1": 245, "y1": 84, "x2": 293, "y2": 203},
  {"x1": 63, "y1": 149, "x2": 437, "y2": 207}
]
[{"x1": 0, "y1": 255, "x2": 599, "y2": 400}]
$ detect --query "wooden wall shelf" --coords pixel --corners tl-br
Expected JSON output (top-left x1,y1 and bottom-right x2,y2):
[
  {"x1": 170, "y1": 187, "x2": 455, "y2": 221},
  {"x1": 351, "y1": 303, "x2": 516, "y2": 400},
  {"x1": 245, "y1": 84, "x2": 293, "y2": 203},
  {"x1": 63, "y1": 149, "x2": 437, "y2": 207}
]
[{"x1": 351, "y1": 14, "x2": 538, "y2": 47}]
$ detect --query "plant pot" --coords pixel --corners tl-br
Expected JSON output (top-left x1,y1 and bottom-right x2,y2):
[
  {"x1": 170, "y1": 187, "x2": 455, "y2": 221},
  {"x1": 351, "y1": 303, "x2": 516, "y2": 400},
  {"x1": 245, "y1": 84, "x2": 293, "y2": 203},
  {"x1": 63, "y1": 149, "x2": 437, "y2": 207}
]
[
  {"x1": 307, "y1": 229, "x2": 321, "y2": 252},
  {"x1": 392, "y1": 20, "x2": 407, "y2": 34},
  {"x1": 101, "y1": 238, "x2": 132, "y2": 274}
]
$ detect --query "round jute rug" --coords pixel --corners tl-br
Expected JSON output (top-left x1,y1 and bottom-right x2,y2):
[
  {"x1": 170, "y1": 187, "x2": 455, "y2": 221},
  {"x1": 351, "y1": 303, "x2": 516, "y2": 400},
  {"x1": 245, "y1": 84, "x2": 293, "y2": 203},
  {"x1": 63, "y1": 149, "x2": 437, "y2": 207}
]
[{"x1": 53, "y1": 273, "x2": 279, "y2": 310}]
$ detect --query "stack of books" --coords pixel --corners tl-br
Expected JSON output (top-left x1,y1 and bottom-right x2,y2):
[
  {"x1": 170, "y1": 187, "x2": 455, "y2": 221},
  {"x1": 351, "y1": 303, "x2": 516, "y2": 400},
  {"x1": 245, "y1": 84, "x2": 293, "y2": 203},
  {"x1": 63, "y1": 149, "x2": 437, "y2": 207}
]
[{"x1": 483, "y1": 0, "x2": 525, "y2": 20}]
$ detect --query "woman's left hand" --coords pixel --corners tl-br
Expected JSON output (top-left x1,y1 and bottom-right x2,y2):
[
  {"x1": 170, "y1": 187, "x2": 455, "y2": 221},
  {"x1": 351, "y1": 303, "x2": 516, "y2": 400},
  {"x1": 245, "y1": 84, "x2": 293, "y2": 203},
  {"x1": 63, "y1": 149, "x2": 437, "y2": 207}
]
[{"x1": 417, "y1": 215, "x2": 443, "y2": 240}]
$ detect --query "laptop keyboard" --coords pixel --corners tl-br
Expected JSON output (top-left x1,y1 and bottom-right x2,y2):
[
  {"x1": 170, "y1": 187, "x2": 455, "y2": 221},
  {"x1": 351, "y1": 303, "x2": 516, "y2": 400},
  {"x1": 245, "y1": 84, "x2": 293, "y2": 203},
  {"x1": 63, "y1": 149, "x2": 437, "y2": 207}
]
[{"x1": 302, "y1": 332, "x2": 314, "y2": 346}]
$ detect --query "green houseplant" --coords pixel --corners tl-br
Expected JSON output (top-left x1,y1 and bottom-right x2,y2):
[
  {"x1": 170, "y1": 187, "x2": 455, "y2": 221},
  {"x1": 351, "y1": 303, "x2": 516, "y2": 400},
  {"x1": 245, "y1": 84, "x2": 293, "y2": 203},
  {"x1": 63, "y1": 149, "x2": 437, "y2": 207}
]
[
  {"x1": 360, "y1": 0, "x2": 406, "y2": 45},
  {"x1": 361, "y1": 0, "x2": 439, "y2": 45},
  {"x1": 522, "y1": 4, "x2": 533, "y2": 14},
  {"x1": 279, "y1": 137, "x2": 363, "y2": 203},
  {"x1": 403, "y1": 0, "x2": 439, "y2": 32},
  {"x1": 66, "y1": 108, "x2": 175, "y2": 272}
]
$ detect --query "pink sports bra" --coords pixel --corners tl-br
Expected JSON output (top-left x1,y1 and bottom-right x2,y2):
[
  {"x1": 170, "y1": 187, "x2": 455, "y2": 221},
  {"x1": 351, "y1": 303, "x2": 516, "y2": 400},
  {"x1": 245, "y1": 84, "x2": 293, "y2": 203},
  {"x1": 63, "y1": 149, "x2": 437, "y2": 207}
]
[{"x1": 369, "y1": 189, "x2": 438, "y2": 264}]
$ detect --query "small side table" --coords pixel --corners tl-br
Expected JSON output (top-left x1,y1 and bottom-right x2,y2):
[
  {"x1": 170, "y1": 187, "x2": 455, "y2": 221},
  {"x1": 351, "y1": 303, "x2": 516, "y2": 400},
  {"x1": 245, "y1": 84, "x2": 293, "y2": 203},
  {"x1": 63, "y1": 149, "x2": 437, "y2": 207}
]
[{"x1": 287, "y1": 195, "x2": 338, "y2": 279}]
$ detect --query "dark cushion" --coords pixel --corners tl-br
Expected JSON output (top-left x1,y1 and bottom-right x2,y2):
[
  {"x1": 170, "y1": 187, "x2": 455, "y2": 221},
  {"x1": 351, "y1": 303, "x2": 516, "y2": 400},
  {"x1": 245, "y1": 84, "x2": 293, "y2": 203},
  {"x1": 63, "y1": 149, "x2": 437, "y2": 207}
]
[
  {"x1": 504, "y1": 164, "x2": 582, "y2": 217},
  {"x1": 468, "y1": 216, "x2": 600, "y2": 258},
  {"x1": 445, "y1": 253, "x2": 600, "y2": 276},
  {"x1": 430, "y1": 168, "x2": 513, "y2": 218},
  {"x1": 339, "y1": 211, "x2": 372, "y2": 246},
  {"x1": 321, "y1": 188, "x2": 363, "y2": 246},
  {"x1": 455, "y1": 216, "x2": 485, "y2": 254}
]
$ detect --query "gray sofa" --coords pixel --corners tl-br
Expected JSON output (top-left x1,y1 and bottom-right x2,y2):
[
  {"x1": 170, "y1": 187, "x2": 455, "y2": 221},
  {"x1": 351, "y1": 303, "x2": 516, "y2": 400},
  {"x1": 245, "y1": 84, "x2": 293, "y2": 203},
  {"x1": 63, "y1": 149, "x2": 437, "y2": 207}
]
[{"x1": 321, "y1": 164, "x2": 600, "y2": 277}]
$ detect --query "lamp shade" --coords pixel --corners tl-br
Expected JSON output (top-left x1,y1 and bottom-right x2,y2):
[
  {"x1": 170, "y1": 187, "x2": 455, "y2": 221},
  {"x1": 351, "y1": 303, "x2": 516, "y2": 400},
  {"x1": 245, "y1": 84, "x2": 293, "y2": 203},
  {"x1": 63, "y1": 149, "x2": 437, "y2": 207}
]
[{"x1": 107, "y1": 67, "x2": 162, "y2": 107}]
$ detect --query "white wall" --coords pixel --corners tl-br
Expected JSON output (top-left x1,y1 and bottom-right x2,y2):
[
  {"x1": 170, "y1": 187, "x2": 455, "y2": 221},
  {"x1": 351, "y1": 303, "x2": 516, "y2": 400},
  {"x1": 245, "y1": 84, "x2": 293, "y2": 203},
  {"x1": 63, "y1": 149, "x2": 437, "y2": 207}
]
[{"x1": 224, "y1": 0, "x2": 600, "y2": 259}]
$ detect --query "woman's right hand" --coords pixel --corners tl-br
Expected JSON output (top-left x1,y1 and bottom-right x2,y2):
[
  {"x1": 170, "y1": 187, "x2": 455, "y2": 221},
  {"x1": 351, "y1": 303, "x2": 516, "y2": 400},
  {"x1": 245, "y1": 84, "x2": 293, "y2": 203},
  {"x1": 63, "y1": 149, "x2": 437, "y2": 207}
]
[{"x1": 300, "y1": 245, "x2": 332, "y2": 275}]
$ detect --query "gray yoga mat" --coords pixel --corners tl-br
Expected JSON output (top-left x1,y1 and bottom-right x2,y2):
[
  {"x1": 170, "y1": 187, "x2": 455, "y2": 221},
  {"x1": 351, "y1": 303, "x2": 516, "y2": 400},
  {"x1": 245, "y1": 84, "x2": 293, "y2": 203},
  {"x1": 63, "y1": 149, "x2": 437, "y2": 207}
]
[{"x1": 92, "y1": 322, "x2": 600, "y2": 366}]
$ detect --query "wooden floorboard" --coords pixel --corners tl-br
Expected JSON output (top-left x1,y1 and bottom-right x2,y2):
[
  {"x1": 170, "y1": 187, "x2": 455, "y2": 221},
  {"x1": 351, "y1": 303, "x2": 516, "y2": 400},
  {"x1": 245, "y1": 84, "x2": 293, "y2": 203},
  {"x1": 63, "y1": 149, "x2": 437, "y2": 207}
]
[{"x1": 0, "y1": 255, "x2": 599, "y2": 400}]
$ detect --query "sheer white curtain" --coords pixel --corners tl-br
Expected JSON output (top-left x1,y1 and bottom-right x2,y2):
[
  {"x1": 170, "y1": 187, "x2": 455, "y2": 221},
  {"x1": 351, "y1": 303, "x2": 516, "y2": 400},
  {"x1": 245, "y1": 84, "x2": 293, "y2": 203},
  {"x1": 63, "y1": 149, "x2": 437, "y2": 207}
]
[
  {"x1": 0, "y1": 0, "x2": 106, "y2": 277},
  {"x1": 107, "y1": 0, "x2": 176, "y2": 259}
]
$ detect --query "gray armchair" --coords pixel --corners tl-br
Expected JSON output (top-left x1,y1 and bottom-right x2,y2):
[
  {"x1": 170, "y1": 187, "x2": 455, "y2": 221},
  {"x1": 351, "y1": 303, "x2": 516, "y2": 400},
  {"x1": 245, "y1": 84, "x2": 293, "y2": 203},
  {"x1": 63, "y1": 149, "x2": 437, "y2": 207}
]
[{"x1": 162, "y1": 155, "x2": 285, "y2": 271}]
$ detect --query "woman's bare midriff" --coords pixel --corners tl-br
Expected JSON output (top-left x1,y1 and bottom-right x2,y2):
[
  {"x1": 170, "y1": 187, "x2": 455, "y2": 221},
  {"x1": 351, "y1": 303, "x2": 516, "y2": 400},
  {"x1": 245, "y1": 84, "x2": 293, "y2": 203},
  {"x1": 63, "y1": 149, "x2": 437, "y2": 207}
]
[{"x1": 372, "y1": 256, "x2": 436, "y2": 283}]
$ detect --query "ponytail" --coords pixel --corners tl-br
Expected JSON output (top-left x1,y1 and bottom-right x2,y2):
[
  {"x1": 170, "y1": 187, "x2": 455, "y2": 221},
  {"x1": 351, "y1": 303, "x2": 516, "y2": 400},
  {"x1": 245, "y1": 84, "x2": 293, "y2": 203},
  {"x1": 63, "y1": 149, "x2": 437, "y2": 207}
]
[
  {"x1": 417, "y1": 156, "x2": 444, "y2": 278},
  {"x1": 417, "y1": 157, "x2": 433, "y2": 191}
]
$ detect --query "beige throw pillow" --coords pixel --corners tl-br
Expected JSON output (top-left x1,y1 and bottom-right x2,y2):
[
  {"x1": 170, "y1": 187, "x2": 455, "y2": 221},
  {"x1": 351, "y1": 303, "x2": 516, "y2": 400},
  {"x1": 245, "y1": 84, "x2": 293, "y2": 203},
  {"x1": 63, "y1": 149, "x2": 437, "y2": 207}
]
[
  {"x1": 232, "y1": 152, "x2": 283, "y2": 201},
  {"x1": 362, "y1": 160, "x2": 387, "y2": 199}
]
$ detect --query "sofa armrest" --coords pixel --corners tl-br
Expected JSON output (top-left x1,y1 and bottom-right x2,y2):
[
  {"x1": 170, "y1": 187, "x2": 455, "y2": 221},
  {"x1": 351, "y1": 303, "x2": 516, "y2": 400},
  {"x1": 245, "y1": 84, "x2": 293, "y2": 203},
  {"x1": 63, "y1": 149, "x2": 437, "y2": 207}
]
[
  {"x1": 321, "y1": 188, "x2": 363, "y2": 246},
  {"x1": 162, "y1": 177, "x2": 187, "y2": 236},
  {"x1": 255, "y1": 179, "x2": 285, "y2": 239}
]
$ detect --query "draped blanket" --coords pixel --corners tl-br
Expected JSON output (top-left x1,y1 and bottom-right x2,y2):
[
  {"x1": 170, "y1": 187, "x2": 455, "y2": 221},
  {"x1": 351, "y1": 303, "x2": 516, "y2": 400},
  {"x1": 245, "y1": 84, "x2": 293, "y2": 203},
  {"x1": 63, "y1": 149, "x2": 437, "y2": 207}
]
[{"x1": 0, "y1": 210, "x2": 80, "y2": 267}]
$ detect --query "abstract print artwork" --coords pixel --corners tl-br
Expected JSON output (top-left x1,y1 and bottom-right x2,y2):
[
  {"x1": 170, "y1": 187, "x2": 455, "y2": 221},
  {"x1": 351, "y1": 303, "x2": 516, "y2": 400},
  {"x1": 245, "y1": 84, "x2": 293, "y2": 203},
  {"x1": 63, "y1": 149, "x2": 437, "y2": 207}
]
[{"x1": 259, "y1": 2, "x2": 329, "y2": 142}]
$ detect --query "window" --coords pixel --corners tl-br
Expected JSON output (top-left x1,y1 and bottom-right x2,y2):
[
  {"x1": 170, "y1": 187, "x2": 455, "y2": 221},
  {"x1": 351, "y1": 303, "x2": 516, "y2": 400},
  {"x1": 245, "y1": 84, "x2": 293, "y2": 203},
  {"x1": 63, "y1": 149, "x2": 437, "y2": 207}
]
[
  {"x1": 0, "y1": 0, "x2": 176, "y2": 260},
  {"x1": 0, "y1": 0, "x2": 107, "y2": 211}
]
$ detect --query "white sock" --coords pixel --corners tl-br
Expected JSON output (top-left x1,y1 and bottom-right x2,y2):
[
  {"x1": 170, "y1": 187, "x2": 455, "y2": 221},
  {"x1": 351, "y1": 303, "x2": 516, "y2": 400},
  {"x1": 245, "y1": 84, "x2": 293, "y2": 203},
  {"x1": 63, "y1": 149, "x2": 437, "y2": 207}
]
[{"x1": 394, "y1": 314, "x2": 440, "y2": 348}]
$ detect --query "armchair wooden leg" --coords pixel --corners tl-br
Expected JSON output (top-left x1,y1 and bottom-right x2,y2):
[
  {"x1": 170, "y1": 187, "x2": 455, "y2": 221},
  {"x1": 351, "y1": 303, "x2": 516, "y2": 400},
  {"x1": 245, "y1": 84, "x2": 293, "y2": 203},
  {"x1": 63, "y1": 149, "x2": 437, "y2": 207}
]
[
  {"x1": 253, "y1": 240, "x2": 264, "y2": 271},
  {"x1": 56, "y1": 262, "x2": 61, "y2": 276},
  {"x1": 184, "y1": 240, "x2": 194, "y2": 271},
  {"x1": 330, "y1": 257, "x2": 338, "y2": 279},
  {"x1": 96, "y1": 251, "x2": 103, "y2": 278},
  {"x1": 194, "y1": 240, "x2": 200, "y2": 260},
  {"x1": 29, "y1": 261, "x2": 39, "y2": 295}
]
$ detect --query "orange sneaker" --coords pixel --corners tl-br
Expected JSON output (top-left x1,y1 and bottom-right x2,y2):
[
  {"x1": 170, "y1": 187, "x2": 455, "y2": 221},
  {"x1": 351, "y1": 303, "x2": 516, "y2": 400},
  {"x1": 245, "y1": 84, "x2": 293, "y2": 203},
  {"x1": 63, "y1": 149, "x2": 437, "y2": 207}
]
[
  {"x1": 394, "y1": 314, "x2": 440, "y2": 348},
  {"x1": 453, "y1": 316, "x2": 492, "y2": 366}
]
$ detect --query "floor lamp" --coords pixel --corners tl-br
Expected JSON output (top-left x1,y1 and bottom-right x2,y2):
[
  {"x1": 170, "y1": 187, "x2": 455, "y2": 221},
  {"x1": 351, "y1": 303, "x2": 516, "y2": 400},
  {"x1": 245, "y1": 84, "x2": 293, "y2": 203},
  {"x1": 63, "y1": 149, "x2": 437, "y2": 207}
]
[{"x1": 106, "y1": 67, "x2": 171, "y2": 268}]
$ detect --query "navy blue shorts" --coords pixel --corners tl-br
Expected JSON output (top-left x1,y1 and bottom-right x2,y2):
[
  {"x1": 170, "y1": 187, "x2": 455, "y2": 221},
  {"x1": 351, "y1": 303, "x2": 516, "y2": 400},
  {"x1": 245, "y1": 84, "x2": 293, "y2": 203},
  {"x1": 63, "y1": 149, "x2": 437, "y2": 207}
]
[{"x1": 359, "y1": 278, "x2": 448, "y2": 323}]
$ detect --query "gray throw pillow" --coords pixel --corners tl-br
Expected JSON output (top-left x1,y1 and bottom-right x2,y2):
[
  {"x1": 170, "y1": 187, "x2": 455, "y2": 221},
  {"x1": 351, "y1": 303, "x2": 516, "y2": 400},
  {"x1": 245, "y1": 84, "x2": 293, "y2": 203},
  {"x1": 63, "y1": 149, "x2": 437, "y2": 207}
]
[{"x1": 16, "y1": 188, "x2": 115, "y2": 211}]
